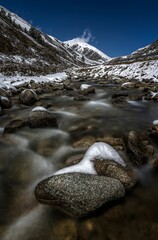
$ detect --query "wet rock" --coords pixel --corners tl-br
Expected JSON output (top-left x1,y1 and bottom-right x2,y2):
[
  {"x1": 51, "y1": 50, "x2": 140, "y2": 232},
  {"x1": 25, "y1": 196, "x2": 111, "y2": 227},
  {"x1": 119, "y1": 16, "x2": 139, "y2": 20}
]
[
  {"x1": 144, "y1": 92, "x2": 152, "y2": 100},
  {"x1": 35, "y1": 173, "x2": 125, "y2": 217},
  {"x1": 111, "y1": 91, "x2": 128, "y2": 99},
  {"x1": 96, "y1": 136, "x2": 124, "y2": 147},
  {"x1": 0, "y1": 96, "x2": 12, "y2": 108},
  {"x1": 35, "y1": 88, "x2": 43, "y2": 94},
  {"x1": 65, "y1": 154, "x2": 84, "y2": 166},
  {"x1": 0, "y1": 87, "x2": 10, "y2": 97},
  {"x1": 149, "y1": 155, "x2": 158, "y2": 168},
  {"x1": 28, "y1": 107, "x2": 58, "y2": 128},
  {"x1": 79, "y1": 84, "x2": 95, "y2": 95},
  {"x1": 72, "y1": 136, "x2": 96, "y2": 148},
  {"x1": 148, "y1": 125, "x2": 158, "y2": 145},
  {"x1": 30, "y1": 79, "x2": 40, "y2": 89},
  {"x1": 14, "y1": 81, "x2": 29, "y2": 89},
  {"x1": 124, "y1": 131, "x2": 147, "y2": 165},
  {"x1": 0, "y1": 106, "x2": 2, "y2": 115},
  {"x1": 63, "y1": 79, "x2": 73, "y2": 90},
  {"x1": 121, "y1": 82, "x2": 135, "y2": 90},
  {"x1": 52, "y1": 83, "x2": 64, "y2": 90},
  {"x1": 128, "y1": 93, "x2": 143, "y2": 101},
  {"x1": 9, "y1": 86, "x2": 18, "y2": 95},
  {"x1": 19, "y1": 89, "x2": 38, "y2": 106},
  {"x1": 145, "y1": 144, "x2": 155, "y2": 158},
  {"x1": 93, "y1": 159, "x2": 137, "y2": 189},
  {"x1": 112, "y1": 96, "x2": 127, "y2": 106},
  {"x1": 3, "y1": 119, "x2": 26, "y2": 134},
  {"x1": 74, "y1": 94, "x2": 90, "y2": 101}
]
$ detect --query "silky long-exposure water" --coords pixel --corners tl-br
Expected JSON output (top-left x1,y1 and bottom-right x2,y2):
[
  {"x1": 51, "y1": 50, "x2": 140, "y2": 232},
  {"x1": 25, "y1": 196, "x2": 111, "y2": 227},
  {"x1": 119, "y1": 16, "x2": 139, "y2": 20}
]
[{"x1": 0, "y1": 86, "x2": 158, "y2": 240}]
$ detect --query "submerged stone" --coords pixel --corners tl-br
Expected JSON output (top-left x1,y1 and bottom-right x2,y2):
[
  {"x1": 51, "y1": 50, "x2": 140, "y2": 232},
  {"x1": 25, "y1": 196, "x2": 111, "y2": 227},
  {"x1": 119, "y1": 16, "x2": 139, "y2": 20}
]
[
  {"x1": 35, "y1": 173, "x2": 125, "y2": 217},
  {"x1": 3, "y1": 118, "x2": 26, "y2": 134}
]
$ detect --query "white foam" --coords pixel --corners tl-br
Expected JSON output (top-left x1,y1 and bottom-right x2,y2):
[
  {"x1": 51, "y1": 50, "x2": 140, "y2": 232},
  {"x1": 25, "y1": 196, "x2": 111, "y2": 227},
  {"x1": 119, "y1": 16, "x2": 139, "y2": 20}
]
[
  {"x1": 85, "y1": 100, "x2": 111, "y2": 108},
  {"x1": 127, "y1": 100, "x2": 144, "y2": 107}
]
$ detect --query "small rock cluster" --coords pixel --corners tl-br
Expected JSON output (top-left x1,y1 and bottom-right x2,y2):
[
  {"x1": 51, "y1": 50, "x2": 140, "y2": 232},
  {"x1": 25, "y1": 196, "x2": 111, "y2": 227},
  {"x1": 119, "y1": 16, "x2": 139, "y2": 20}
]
[{"x1": 3, "y1": 106, "x2": 58, "y2": 135}]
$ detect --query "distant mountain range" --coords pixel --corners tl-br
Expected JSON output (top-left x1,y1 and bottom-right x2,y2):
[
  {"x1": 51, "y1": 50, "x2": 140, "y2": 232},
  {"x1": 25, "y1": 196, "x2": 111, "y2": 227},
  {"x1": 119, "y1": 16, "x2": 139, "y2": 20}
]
[
  {"x1": 0, "y1": 5, "x2": 158, "y2": 81},
  {"x1": 73, "y1": 40, "x2": 158, "y2": 82}
]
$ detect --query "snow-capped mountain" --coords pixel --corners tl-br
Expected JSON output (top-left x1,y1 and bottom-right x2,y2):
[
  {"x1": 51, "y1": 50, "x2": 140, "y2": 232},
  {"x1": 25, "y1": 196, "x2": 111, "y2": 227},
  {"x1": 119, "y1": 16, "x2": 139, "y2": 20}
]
[
  {"x1": 110, "y1": 39, "x2": 158, "y2": 64},
  {"x1": 71, "y1": 40, "x2": 158, "y2": 82},
  {"x1": 64, "y1": 38, "x2": 111, "y2": 65},
  {"x1": 0, "y1": 6, "x2": 84, "y2": 75},
  {"x1": 0, "y1": 6, "x2": 111, "y2": 75}
]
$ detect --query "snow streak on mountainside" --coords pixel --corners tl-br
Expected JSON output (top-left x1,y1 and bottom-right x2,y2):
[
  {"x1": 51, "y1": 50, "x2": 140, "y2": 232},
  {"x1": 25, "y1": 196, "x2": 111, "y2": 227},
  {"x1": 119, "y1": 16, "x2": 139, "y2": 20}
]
[
  {"x1": 0, "y1": 6, "x2": 85, "y2": 75},
  {"x1": 110, "y1": 40, "x2": 158, "y2": 64},
  {"x1": 64, "y1": 38, "x2": 111, "y2": 65},
  {"x1": 0, "y1": 6, "x2": 111, "y2": 75}
]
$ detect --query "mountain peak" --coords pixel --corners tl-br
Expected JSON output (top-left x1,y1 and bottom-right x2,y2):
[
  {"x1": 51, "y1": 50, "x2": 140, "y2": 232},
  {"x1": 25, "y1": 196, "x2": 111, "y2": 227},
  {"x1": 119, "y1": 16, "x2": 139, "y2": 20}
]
[{"x1": 64, "y1": 38, "x2": 111, "y2": 64}]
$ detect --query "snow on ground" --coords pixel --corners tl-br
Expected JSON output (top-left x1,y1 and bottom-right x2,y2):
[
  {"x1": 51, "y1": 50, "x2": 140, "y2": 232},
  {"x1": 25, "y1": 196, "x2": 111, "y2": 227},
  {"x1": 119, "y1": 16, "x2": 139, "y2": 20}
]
[
  {"x1": 0, "y1": 6, "x2": 31, "y2": 31},
  {"x1": 76, "y1": 60, "x2": 158, "y2": 82},
  {"x1": 80, "y1": 84, "x2": 91, "y2": 90},
  {"x1": 0, "y1": 72, "x2": 67, "y2": 89}
]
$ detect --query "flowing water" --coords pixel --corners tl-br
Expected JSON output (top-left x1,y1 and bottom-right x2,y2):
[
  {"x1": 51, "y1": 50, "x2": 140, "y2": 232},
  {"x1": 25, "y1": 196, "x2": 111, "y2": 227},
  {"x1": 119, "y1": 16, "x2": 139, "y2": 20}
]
[{"x1": 0, "y1": 86, "x2": 158, "y2": 240}]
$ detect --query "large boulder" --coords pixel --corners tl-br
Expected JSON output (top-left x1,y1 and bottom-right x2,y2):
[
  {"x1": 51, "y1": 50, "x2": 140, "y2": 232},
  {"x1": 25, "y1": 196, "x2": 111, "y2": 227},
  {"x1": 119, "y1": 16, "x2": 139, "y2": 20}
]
[
  {"x1": 3, "y1": 119, "x2": 26, "y2": 134},
  {"x1": 19, "y1": 89, "x2": 38, "y2": 106},
  {"x1": 35, "y1": 173, "x2": 125, "y2": 217},
  {"x1": 28, "y1": 107, "x2": 58, "y2": 128}
]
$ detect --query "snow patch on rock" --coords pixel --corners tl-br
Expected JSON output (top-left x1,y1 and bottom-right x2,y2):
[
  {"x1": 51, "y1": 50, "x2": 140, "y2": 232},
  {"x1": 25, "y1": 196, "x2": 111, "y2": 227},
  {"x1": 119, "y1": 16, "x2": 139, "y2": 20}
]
[{"x1": 54, "y1": 142, "x2": 126, "y2": 175}]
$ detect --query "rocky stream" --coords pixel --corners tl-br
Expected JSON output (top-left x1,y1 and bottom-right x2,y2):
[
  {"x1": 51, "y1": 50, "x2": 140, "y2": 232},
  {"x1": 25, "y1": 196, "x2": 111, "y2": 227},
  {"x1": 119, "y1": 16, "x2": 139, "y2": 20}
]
[{"x1": 0, "y1": 78, "x2": 158, "y2": 240}]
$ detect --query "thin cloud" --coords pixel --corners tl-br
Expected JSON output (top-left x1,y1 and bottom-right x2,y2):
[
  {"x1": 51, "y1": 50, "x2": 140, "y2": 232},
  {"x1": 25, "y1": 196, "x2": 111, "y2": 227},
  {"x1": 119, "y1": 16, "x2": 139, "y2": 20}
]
[{"x1": 80, "y1": 29, "x2": 95, "y2": 43}]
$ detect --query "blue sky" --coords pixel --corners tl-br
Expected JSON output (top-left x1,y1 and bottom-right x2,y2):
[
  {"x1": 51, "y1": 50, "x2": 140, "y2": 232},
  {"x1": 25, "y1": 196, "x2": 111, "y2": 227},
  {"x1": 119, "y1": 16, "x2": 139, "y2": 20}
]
[{"x1": 1, "y1": 0, "x2": 158, "y2": 57}]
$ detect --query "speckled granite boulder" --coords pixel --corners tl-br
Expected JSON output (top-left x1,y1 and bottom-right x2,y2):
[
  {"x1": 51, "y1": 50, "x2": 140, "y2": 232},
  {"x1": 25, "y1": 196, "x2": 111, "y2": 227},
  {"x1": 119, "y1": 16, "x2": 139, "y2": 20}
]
[
  {"x1": 35, "y1": 173, "x2": 125, "y2": 217},
  {"x1": 93, "y1": 159, "x2": 137, "y2": 189},
  {"x1": 28, "y1": 107, "x2": 58, "y2": 128}
]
